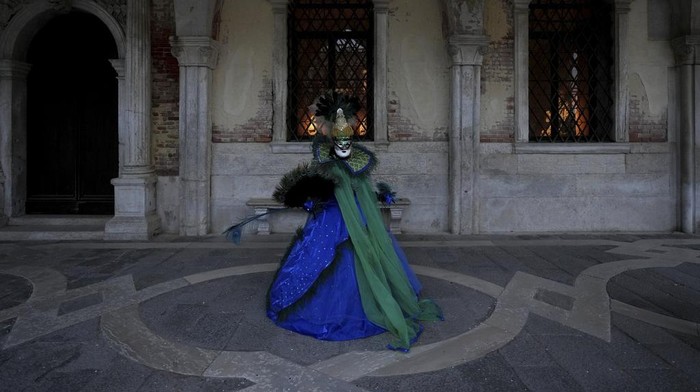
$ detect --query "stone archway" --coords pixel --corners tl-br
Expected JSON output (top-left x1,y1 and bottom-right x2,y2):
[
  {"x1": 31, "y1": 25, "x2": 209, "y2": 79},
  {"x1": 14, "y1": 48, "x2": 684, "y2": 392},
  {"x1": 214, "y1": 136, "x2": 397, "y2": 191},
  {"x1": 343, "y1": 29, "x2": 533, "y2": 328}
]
[
  {"x1": 26, "y1": 11, "x2": 119, "y2": 214},
  {"x1": 0, "y1": 0, "x2": 126, "y2": 221}
]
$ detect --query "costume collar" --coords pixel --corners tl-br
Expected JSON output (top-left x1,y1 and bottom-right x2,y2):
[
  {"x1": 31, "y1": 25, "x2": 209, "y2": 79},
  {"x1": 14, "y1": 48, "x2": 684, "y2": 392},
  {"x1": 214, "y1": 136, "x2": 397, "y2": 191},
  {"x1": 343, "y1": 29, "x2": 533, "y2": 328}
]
[{"x1": 312, "y1": 136, "x2": 376, "y2": 176}]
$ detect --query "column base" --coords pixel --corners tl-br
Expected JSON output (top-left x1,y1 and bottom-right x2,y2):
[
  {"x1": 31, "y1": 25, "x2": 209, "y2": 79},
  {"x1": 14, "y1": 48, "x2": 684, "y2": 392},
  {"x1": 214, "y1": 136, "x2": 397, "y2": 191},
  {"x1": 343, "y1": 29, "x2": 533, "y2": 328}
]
[
  {"x1": 104, "y1": 176, "x2": 161, "y2": 240},
  {"x1": 104, "y1": 214, "x2": 161, "y2": 241}
]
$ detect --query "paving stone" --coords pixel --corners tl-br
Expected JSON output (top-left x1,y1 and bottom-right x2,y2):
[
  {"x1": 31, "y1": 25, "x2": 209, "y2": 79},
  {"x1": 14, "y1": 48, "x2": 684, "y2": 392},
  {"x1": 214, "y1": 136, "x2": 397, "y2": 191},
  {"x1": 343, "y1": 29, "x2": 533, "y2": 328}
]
[
  {"x1": 136, "y1": 370, "x2": 253, "y2": 392},
  {"x1": 623, "y1": 368, "x2": 700, "y2": 392},
  {"x1": 356, "y1": 352, "x2": 529, "y2": 392},
  {"x1": 611, "y1": 313, "x2": 681, "y2": 345},
  {"x1": 610, "y1": 273, "x2": 700, "y2": 323},
  {"x1": 58, "y1": 291, "x2": 103, "y2": 316},
  {"x1": 511, "y1": 366, "x2": 584, "y2": 392},
  {"x1": 0, "y1": 273, "x2": 32, "y2": 310},
  {"x1": 604, "y1": 327, "x2": 671, "y2": 370},
  {"x1": 643, "y1": 341, "x2": 700, "y2": 385},
  {"x1": 498, "y1": 332, "x2": 557, "y2": 367},
  {"x1": 532, "y1": 334, "x2": 642, "y2": 391},
  {"x1": 524, "y1": 313, "x2": 586, "y2": 337}
]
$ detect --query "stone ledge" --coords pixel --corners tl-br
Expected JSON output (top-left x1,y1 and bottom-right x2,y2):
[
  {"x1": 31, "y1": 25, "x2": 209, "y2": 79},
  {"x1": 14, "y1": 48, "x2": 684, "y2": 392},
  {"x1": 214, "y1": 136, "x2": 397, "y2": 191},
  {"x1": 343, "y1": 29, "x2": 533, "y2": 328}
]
[{"x1": 246, "y1": 198, "x2": 410, "y2": 235}]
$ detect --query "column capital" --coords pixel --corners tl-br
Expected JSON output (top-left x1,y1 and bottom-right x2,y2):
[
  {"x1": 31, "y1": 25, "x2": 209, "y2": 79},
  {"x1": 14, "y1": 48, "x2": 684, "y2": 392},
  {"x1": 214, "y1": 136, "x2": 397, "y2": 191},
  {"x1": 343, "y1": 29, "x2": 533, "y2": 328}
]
[
  {"x1": 672, "y1": 35, "x2": 700, "y2": 65},
  {"x1": 0, "y1": 60, "x2": 31, "y2": 80},
  {"x1": 613, "y1": 0, "x2": 632, "y2": 13},
  {"x1": 447, "y1": 35, "x2": 489, "y2": 66},
  {"x1": 109, "y1": 58, "x2": 125, "y2": 78},
  {"x1": 170, "y1": 36, "x2": 220, "y2": 69},
  {"x1": 268, "y1": 0, "x2": 288, "y2": 13},
  {"x1": 513, "y1": 0, "x2": 530, "y2": 12},
  {"x1": 373, "y1": 0, "x2": 389, "y2": 12}
]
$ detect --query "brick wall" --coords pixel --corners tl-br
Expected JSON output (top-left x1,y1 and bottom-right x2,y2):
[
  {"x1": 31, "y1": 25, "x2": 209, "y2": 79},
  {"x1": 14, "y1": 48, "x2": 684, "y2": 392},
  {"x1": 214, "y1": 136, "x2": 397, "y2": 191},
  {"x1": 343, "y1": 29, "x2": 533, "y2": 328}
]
[
  {"x1": 629, "y1": 94, "x2": 667, "y2": 142},
  {"x1": 211, "y1": 74, "x2": 273, "y2": 143},
  {"x1": 481, "y1": 0, "x2": 515, "y2": 143},
  {"x1": 151, "y1": 0, "x2": 179, "y2": 175}
]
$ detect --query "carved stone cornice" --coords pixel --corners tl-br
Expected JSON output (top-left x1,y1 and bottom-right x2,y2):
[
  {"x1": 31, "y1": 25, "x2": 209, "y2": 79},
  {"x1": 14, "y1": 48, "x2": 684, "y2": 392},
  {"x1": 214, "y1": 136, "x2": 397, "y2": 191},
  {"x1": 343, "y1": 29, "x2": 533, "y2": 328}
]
[
  {"x1": 170, "y1": 36, "x2": 220, "y2": 69},
  {"x1": 672, "y1": 35, "x2": 700, "y2": 65},
  {"x1": 448, "y1": 34, "x2": 489, "y2": 66}
]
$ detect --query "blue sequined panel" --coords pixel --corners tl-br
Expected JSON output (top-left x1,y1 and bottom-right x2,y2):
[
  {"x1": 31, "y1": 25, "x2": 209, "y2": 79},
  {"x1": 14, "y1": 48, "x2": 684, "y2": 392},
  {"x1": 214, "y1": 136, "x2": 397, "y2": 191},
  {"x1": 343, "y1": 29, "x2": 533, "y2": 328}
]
[{"x1": 267, "y1": 199, "x2": 422, "y2": 341}]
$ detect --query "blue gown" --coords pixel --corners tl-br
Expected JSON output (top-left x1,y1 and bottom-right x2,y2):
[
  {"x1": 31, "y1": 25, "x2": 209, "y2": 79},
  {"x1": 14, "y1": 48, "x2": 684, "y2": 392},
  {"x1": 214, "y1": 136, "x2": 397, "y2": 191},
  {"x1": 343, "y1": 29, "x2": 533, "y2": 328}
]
[{"x1": 266, "y1": 198, "x2": 423, "y2": 341}]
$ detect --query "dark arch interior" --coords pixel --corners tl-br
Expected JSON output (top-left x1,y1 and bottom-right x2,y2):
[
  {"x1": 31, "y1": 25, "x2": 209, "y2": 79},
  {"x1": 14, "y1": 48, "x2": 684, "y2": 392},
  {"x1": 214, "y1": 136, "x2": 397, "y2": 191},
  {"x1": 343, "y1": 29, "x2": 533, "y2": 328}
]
[{"x1": 26, "y1": 11, "x2": 119, "y2": 215}]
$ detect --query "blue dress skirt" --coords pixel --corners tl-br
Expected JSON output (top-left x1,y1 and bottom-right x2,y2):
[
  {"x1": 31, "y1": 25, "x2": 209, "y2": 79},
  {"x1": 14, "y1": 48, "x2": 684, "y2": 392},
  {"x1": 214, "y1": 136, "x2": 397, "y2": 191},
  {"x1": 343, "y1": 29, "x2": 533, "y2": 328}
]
[{"x1": 266, "y1": 198, "x2": 422, "y2": 341}]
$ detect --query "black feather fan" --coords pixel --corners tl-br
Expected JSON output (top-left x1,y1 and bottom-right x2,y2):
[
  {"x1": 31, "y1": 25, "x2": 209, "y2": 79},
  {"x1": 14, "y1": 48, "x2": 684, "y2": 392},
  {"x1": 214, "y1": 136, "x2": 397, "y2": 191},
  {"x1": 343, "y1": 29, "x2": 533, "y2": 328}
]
[{"x1": 273, "y1": 162, "x2": 335, "y2": 208}]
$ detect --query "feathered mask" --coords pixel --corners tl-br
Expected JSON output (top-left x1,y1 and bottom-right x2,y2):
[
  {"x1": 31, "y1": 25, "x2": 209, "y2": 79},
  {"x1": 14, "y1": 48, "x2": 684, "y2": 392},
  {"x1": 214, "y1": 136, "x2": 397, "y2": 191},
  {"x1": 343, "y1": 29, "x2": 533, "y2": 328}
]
[{"x1": 310, "y1": 90, "x2": 361, "y2": 135}]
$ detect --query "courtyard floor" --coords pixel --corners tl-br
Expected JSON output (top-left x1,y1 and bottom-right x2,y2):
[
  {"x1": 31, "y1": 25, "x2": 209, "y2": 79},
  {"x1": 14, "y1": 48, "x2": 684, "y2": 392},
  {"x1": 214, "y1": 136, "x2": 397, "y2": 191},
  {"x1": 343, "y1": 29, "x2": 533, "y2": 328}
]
[{"x1": 1, "y1": 233, "x2": 700, "y2": 391}]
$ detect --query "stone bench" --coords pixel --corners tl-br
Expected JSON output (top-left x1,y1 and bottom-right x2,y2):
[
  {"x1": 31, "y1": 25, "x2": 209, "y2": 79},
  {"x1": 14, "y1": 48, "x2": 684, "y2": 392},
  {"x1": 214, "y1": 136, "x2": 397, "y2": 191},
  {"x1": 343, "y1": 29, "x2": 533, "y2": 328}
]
[{"x1": 246, "y1": 197, "x2": 410, "y2": 235}]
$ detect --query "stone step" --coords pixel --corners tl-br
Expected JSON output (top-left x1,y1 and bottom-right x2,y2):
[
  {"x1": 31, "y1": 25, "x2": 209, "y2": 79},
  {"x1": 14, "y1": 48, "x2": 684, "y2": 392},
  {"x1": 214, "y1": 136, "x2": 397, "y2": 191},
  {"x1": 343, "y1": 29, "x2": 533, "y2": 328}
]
[
  {"x1": 8, "y1": 215, "x2": 111, "y2": 226},
  {"x1": 0, "y1": 215, "x2": 110, "y2": 241}
]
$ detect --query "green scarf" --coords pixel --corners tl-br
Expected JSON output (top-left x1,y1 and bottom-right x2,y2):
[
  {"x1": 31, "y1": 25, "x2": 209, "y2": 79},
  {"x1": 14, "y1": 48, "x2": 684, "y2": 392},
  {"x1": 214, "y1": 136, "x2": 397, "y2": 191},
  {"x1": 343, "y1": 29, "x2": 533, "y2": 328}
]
[{"x1": 328, "y1": 164, "x2": 442, "y2": 351}]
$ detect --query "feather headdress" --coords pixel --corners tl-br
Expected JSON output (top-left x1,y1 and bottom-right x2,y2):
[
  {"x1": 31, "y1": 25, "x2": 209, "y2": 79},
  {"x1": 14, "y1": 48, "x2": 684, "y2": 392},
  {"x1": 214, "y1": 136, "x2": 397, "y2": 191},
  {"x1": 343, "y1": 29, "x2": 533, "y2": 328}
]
[{"x1": 310, "y1": 90, "x2": 361, "y2": 133}]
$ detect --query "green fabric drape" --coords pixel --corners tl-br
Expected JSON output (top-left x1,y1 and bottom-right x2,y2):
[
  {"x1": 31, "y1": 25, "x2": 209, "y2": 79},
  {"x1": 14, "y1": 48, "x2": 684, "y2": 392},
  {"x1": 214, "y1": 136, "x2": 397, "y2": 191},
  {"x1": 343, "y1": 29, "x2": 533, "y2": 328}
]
[{"x1": 329, "y1": 165, "x2": 442, "y2": 351}]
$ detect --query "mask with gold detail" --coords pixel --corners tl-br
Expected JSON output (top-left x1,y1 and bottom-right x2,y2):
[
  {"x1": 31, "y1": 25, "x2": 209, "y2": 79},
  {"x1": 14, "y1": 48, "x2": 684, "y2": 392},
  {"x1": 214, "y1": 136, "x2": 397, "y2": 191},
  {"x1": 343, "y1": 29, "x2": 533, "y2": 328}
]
[{"x1": 331, "y1": 108, "x2": 353, "y2": 159}]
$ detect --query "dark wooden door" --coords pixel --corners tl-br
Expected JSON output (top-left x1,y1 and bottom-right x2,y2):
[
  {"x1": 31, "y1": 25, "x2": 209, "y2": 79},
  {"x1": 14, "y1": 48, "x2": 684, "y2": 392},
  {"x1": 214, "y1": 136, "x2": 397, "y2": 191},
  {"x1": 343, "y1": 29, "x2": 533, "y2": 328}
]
[{"x1": 26, "y1": 11, "x2": 118, "y2": 215}]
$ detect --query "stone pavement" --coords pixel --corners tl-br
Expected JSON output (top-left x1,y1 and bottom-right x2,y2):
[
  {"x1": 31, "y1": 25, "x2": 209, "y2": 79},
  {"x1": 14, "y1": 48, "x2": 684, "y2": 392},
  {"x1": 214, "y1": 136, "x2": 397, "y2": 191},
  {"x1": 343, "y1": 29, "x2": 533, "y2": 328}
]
[{"x1": 1, "y1": 233, "x2": 700, "y2": 392}]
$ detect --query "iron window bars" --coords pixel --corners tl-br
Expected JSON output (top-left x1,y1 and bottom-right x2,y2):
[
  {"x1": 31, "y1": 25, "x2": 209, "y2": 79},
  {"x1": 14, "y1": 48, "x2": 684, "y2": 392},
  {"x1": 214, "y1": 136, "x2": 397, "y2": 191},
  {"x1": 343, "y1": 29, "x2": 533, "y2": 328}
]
[{"x1": 288, "y1": 0, "x2": 374, "y2": 141}]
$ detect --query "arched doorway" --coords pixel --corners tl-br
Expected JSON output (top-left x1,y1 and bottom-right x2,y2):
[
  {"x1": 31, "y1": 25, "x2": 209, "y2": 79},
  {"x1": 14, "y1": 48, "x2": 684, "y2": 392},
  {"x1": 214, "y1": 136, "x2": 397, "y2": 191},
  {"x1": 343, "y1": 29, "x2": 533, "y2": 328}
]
[{"x1": 25, "y1": 11, "x2": 118, "y2": 215}]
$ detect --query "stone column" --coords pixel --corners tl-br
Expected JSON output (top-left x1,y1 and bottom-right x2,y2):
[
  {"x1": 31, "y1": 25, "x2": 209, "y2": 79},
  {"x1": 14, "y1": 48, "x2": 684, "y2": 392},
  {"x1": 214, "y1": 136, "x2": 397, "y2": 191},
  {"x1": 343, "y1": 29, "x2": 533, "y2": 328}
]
[
  {"x1": 513, "y1": 0, "x2": 529, "y2": 142},
  {"x1": 105, "y1": 0, "x2": 161, "y2": 240},
  {"x1": 373, "y1": 0, "x2": 389, "y2": 146},
  {"x1": 613, "y1": 0, "x2": 631, "y2": 142},
  {"x1": 108, "y1": 59, "x2": 126, "y2": 172},
  {"x1": 447, "y1": 35, "x2": 489, "y2": 234},
  {"x1": 170, "y1": 37, "x2": 219, "y2": 236},
  {"x1": 0, "y1": 60, "x2": 31, "y2": 222},
  {"x1": 270, "y1": 0, "x2": 288, "y2": 144},
  {"x1": 672, "y1": 35, "x2": 700, "y2": 233}
]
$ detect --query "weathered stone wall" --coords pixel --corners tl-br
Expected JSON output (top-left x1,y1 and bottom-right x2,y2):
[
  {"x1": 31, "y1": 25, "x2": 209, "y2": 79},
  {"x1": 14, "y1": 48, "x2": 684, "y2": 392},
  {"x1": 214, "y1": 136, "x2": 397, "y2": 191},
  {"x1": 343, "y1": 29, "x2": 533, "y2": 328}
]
[
  {"x1": 476, "y1": 0, "x2": 677, "y2": 233},
  {"x1": 478, "y1": 143, "x2": 675, "y2": 232}
]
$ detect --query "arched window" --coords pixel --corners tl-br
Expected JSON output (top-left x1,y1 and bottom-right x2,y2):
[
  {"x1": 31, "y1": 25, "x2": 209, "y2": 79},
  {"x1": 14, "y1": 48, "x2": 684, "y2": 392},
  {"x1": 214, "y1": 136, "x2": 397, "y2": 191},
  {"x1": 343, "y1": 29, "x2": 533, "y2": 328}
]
[
  {"x1": 528, "y1": 0, "x2": 614, "y2": 142},
  {"x1": 287, "y1": 0, "x2": 374, "y2": 141}
]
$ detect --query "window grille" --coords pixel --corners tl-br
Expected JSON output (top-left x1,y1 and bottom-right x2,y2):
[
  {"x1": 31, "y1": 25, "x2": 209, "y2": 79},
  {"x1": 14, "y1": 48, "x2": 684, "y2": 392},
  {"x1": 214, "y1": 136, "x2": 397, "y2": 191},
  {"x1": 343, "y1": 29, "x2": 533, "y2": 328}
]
[
  {"x1": 288, "y1": 0, "x2": 373, "y2": 141},
  {"x1": 528, "y1": 0, "x2": 613, "y2": 142}
]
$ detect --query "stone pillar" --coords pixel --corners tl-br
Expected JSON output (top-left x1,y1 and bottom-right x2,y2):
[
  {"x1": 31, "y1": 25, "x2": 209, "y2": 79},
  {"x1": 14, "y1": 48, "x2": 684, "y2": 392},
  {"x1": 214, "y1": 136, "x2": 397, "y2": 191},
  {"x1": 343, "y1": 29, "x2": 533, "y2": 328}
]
[
  {"x1": 170, "y1": 36, "x2": 219, "y2": 236},
  {"x1": 513, "y1": 0, "x2": 529, "y2": 142},
  {"x1": 105, "y1": 0, "x2": 161, "y2": 240},
  {"x1": 672, "y1": 35, "x2": 700, "y2": 233},
  {"x1": 0, "y1": 60, "x2": 31, "y2": 222},
  {"x1": 109, "y1": 59, "x2": 126, "y2": 172},
  {"x1": 447, "y1": 35, "x2": 489, "y2": 234},
  {"x1": 270, "y1": 0, "x2": 288, "y2": 144},
  {"x1": 373, "y1": 0, "x2": 389, "y2": 146},
  {"x1": 613, "y1": 0, "x2": 631, "y2": 142}
]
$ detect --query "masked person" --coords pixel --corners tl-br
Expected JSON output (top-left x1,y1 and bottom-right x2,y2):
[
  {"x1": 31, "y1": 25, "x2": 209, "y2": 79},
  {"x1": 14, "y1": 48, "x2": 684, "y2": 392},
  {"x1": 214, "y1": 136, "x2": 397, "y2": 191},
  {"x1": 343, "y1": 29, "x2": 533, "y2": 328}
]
[{"x1": 265, "y1": 93, "x2": 442, "y2": 352}]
